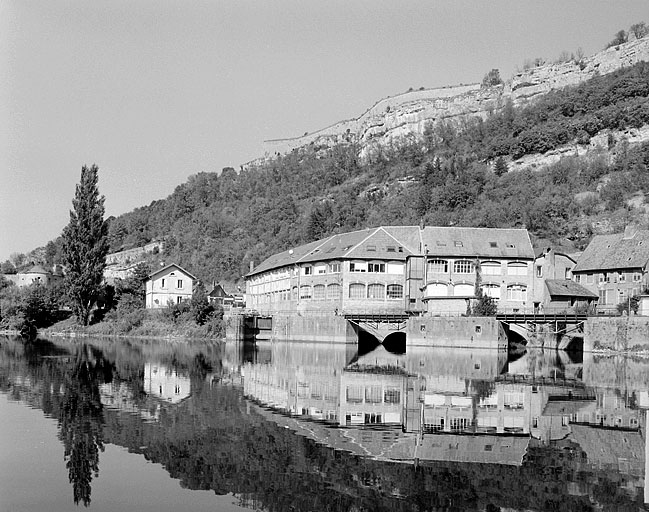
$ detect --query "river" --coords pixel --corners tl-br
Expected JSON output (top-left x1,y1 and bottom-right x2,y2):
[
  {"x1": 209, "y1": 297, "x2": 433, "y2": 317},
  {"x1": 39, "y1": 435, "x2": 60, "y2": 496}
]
[{"x1": 1, "y1": 335, "x2": 648, "y2": 511}]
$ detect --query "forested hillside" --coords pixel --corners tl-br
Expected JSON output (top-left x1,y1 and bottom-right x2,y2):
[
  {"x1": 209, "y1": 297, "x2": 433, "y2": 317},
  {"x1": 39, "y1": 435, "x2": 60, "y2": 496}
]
[{"x1": 98, "y1": 60, "x2": 649, "y2": 288}]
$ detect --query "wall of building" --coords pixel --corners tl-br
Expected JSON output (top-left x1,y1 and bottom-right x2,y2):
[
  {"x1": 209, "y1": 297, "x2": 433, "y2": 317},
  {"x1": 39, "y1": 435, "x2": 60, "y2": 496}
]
[
  {"x1": 574, "y1": 268, "x2": 646, "y2": 313},
  {"x1": 405, "y1": 316, "x2": 505, "y2": 349},
  {"x1": 584, "y1": 316, "x2": 649, "y2": 352},
  {"x1": 146, "y1": 269, "x2": 193, "y2": 308}
]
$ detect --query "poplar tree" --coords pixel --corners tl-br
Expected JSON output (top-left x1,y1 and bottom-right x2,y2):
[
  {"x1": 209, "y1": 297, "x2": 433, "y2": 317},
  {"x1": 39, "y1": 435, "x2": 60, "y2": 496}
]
[{"x1": 62, "y1": 165, "x2": 109, "y2": 325}]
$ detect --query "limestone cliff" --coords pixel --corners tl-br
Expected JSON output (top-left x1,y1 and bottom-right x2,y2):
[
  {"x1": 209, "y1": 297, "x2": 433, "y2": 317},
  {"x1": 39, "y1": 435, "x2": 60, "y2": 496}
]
[{"x1": 258, "y1": 37, "x2": 649, "y2": 162}]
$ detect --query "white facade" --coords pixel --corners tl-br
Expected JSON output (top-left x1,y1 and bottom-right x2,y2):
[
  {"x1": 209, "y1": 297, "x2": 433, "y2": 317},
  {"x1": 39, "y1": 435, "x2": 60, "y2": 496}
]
[{"x1": 145, "y1": 264, "x2": 196, "y2": 309}]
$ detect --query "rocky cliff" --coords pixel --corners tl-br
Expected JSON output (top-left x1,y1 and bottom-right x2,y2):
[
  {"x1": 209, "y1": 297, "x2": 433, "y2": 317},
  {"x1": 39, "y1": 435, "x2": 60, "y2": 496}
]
[{"x1": 258, "y1": 37, "x2": 649, "y2": 162}]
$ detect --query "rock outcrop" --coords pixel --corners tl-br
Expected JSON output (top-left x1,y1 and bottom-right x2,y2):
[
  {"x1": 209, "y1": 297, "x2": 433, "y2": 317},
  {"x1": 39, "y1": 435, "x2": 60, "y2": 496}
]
[{"x1": 257, "y1": 37, "x2": 649, "y2": 162}]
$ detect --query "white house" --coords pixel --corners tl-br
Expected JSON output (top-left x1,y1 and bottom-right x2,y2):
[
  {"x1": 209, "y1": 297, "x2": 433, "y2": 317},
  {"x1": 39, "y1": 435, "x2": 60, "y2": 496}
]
[{"x1": 145, "y1": 263, "x2": 197, "y2": 309}]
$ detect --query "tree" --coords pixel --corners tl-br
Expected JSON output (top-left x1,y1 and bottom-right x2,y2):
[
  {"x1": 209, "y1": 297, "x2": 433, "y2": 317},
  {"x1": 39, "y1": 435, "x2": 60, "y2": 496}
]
[
  {"x1": 493, "y1": 157, "x2": 508, "y2": 177},
  {"x1": 630, "y1": 22, "x2": 648, "y2": 40},
  {"x1": 607, "y1": 30, "x2": 628, "y2": 48},
  {"x1": 482, "y1": 69, "x2": 503, "y2": 87},
  {"x1": 62, "y1": 165, "x2": 110, "y2": 325}
]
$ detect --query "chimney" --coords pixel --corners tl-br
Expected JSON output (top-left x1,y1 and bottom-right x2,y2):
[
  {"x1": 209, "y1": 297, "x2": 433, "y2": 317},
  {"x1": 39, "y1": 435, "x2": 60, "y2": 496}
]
[{"x1": 249, "y1": 260, "x2": 254, "y2": 272}]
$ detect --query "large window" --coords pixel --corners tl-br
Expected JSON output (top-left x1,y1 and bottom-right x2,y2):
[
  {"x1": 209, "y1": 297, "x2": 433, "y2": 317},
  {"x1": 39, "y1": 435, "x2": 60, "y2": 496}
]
[
  {"x1": 368, "y1": 263, "x2": 385, "y2": 273},
  {"x1": 507, "y1": 262, "x2": 527, "y2": 276},
  {"x1": 454, "y1": 260, "x2": 473, "y2": 274},
  {"x1": 481, "y1": 261, "x2": 501, "y2": 275},
  {"x1": 454, "y1": 283, "x2": 474, "y2": 296},
  {"x1": 349, "y1": 283, "x2": 366, "y2": 299},
  {"x1": 482, "y1": 283, "x2": 501, "y2": 299},
  {"x1": 350, "y1": 262, "x2": 367, "y2": 273},
  {"x1": 367, "y1": 283, "x2": 385, "y2": 299},
  {"x1": 326, "y1": 283, "x2": 342, "y2": 300},
  {"x1": 328, "y1": 262, "x2": 341, "y2": 273},
  {"x1": 428, "y1": 259, "x2": 448, "y2": 273},
  {"x1": 387, "y1": 284, "x2": 403, "y2": 299},
  {"x1": 507, "y1": 284, "x2": 527, "y2": 301},
  {"x1": 427, "y1": 283, "x2": 448, "y2": 297},
  {"x1": 302, "y1": 266, "x2": 313, "y2": 276},
  {"x1": 313, "y1": 284, "x2": 325, "y2": 300},
  {"x1": 299, "y1": 285, "x2": 312, "y2": 300}
]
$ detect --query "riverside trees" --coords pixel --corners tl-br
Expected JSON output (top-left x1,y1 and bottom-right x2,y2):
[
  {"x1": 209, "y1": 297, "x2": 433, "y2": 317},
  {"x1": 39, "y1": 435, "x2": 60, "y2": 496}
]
[{"x1": 62, "y1": 165, "x2": 109, "y2": 326}]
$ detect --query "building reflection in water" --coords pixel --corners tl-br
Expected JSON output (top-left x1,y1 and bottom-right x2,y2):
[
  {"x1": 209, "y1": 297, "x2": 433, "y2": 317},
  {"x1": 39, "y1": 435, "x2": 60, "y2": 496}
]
[{"x1": 242, "y1": 340, "x2": 647, "y2": 496}]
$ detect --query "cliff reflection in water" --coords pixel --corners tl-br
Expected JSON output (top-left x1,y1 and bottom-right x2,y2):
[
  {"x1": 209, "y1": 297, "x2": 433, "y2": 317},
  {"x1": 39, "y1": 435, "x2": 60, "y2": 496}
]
[{"x1": 2, "y1": 336, "x2": 649, "y2": 511}]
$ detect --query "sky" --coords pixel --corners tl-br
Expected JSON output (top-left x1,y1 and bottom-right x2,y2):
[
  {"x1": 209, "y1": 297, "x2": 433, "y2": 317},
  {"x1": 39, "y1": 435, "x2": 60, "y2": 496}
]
[{"x1": 1, "y1": 0, "x2": 648, "y2": 262}]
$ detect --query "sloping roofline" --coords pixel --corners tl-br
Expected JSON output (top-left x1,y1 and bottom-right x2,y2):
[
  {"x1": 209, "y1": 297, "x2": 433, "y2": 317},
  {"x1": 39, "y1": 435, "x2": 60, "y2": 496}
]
[{"x1": 148, "y1": 263, "x2": 197, "y2": 281}]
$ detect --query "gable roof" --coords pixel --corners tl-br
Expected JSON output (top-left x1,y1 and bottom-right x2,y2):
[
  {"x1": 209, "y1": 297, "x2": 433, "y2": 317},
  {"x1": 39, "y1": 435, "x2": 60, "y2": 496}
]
[
  {"x1": 420, "y1": 227, "x2": 534, "y2": 259},
  {"x1": 22, "y1": 265, "x2": 51, "y2": 275},
  {"x1": 147, "y1": 263, "x2": 197, "y2": 281},
  {"x1": 573, "y1": 230, "x2": 649, "y2": 272},
  {"x1": 545, "y1": 279, "x2": 598, "y2": 298},
  {"x1": 248, "y1": 226, "x2": 421, "y2": 276}
]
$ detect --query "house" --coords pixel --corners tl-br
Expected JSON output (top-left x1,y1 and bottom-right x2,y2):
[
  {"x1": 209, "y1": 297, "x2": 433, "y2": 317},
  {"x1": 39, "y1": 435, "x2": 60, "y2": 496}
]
[
  {"x1": 245, "y1": 225, "x2": 537, "y2": 315},
  {"x1": 572, "y1": 226, "x2": 649, "y2": 313},
  {"x1": 532, "y1": 248, "x2": 597, "y2": 313},
  {"x1": 4, "y1": 264, "x2": 64, "y2": 288},
  {"x1": 208, "y1": 283, "x2": 234, "y2": 308},
  {"x1": 145, "y1": 263, "x2": 197, "y2": 309}
]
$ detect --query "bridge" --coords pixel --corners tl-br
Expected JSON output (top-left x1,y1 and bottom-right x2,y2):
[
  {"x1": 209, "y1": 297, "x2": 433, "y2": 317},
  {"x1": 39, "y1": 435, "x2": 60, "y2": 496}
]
[
  {"x1": 344, "y1": 313, "x2": 410, "y2": 344},
  {"x1": 496, "y1": 313, "x2": 588, "y2": 350}
]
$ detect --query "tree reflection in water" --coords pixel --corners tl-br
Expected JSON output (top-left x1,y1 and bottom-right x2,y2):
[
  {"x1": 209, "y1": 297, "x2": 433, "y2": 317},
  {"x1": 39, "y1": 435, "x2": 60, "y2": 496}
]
[{"x1": 57, "y1": 344, "x2": 112, "y2": 506}]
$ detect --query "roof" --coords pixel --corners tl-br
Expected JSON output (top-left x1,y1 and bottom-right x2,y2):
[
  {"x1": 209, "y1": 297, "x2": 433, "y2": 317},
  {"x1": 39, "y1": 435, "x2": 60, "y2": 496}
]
[
  {"x1": 248, "y1": 226, "x2": 422, "y2": 276},
  {"x1": 22, "y1": 265, "x2": 50, "y2": 275},
  {"x1": 147, "y1": 263, "x2": 197, "y2": 281},
  {"x1": 420, "y1": 227, "x2": 534, "y2": 259},
  {"x1": 572, "y1": 230, "x2": 649, "y2": 272},
  {"x1": 248, "y1": 226, "x2": 534, "y2": 277},
  {"x1": 545, "y1": 279, "x2": 598, "y2": 298}
]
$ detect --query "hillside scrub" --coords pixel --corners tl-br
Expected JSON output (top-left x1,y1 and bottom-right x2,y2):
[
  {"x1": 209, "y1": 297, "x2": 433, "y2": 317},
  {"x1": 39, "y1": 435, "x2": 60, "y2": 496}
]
[{"x1": 30, "y1": 62, "x2": 649, "y2": 290}]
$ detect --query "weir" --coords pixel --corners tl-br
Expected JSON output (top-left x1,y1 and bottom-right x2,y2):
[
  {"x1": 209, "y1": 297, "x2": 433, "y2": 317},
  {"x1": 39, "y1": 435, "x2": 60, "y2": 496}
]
[{"x1": 497, "y1": 313, "x2": 587, "y2": 350}]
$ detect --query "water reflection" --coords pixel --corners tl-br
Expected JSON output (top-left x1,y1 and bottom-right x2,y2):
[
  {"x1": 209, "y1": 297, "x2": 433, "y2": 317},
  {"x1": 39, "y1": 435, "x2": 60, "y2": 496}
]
[{"x1": 1, "y1": 335, "x2": 649, "y2": 511}]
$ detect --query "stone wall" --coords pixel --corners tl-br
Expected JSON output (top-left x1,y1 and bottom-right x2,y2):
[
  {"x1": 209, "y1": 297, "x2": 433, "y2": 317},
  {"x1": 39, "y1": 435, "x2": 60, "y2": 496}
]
[{"x1": 584, "y1": 316, "x2": 649, "y2": 352}]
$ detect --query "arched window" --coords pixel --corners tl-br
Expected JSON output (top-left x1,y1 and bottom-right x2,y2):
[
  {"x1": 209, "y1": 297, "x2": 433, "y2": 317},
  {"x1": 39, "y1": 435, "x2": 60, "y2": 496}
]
[
  {"x1": 507, "y1": 284, "x2": 527, "y2": 301},
  {"x1": 367, "y1": 283, "x2": 385, "y2": 299},
  {"x1": 292, "y1": 286, "x2": 298, "y2": 300},
  {"x1": 299, "y1": 285, "x2": 312, "y2": 300},
  {"x1": 427, "y1": 283, "x2": 448, "y2": 297},
  {"x1": 313, "y1": 284, "x2": 326, "y2": 300},
  {"x1": 349, "y1": 283, "x2": 366, "y2": 299},
  {"x1": 454, "y1": 260, "x2": 473, "y2": 274},
  {"x1": 387, "y1": 284, "x2": 403, "y2": 299},
  {"x1": 481, "y1": 261, "x2": 501, "y2": 275},
  {"x1": 507, "y1": 262, "x2": 528, "y2": 276},
  {"x1": 428, "y1": 259, "x2": 448, "y2": 273},
  {"x1": 482, "y1": 283, "x2": 501, "y2": 299},
  {"x1": 454, "y1": 283, "x2": 474, "y2": 297},
  {"x1": 326, "y1": 283, "x2": 342, "y2": 300}
]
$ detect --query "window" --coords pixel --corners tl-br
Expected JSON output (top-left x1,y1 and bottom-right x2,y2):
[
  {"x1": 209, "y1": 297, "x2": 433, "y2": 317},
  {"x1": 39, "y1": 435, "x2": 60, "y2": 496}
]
[
  {"x1": 367, "y1": 283, "x2": 385, "y2": 299},
  {"x1": 428, "y1": 259, "x2": 448, "y2": 273},
  {"x1": 350, "y1": 262, "x2": 367, "y2": 272},
  {"x1": 315, "y1": 264, "x2": 327, "y2": 275},
  {"x1": 536, "y1": 265, "x2": 543, "y2": 278},
  {"x1": 176, "y1": 296, "x2": 183, "y2": 304},
  {"x1": 299, "y1": 285, "x2": 312, "y2": 299},
  {"x1": 366, "y1": 245, "x2": 376, "y2": 252},
  {"x1": 454, "y1": 260, "x2": 472, "y2": 274},
  {"x1": 161, "y1": 278, "x2": 166, "y2": 288},
  {"x1": 303, "y1": 266, "x2": 313, "y2": 276},
  {"x1": 587, "y1": 274, "x2": 594, "y2": 284},
  {"x1": 365, "y1": 386, "x2": 382, "y2": 403},
  {"x1": 507, "y1": 284, "x2": 527, "y2": 301},
  {"x1": 482, "y1": 262, "x2": 501, "y2": 275},
  {"x1": 349, "y1": 283, "x2": 365, "y2": 299},
  {"x1": 384, "y1": 389, "x2": 401, "y2": 404},
  {"x1": 386, "y1": 246, "x2": 396, "y2": 253},
  {"x1": 368, "y1": 263, "x2": 385, "y2": 273},
  {"x1": 575, "y1": 274, "x2": 581, "y2": 283},
  {"x1": 454, "y1": 283, "x2": 474, "y2": 296},
  {"x1": 328, "y1": 262, "x2": 341, "y2": 273},
  {"x1": 489, "y1": 241, "x2": 498, "y2": 248},
  {"x1": 565, "y1": 268, "x2": 571, "y2": 279},
  {"x1": 387, "y1": 284, "x2": 403, "y2": 299},
  {"x1": 507, "y1": 262, "x2": 527, "y2": 276},
  {"x1": 346, "y1": 386, "x2": 363, "y2": 403},
  {"x1": 618, "y1": 272, "x2": 625, "y2": 282},
  {"x1": 454, "y1": 241, "x2": 463, "y2": 247},
  {"x1": 177, "y1": 279, "x2": 183, "y2": 288},
  {"x1": 482, "y1": 284, "x2": 501, "y2": 299},
  {"x1": 634, "y1": 273, "x2": 642, "y2": 282},
  {"x1": 326, "y1": 284, "x2": 342, "y2": 300},
  {"x1": 428, "y1": 283, "x2": 448, "y2": 297},
  {"x1": 313, "y1": 284, "x2": 325, "y2": 300},
  {"x1": 292, "y1": 287, "x2": 298, "y2": 300}
]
